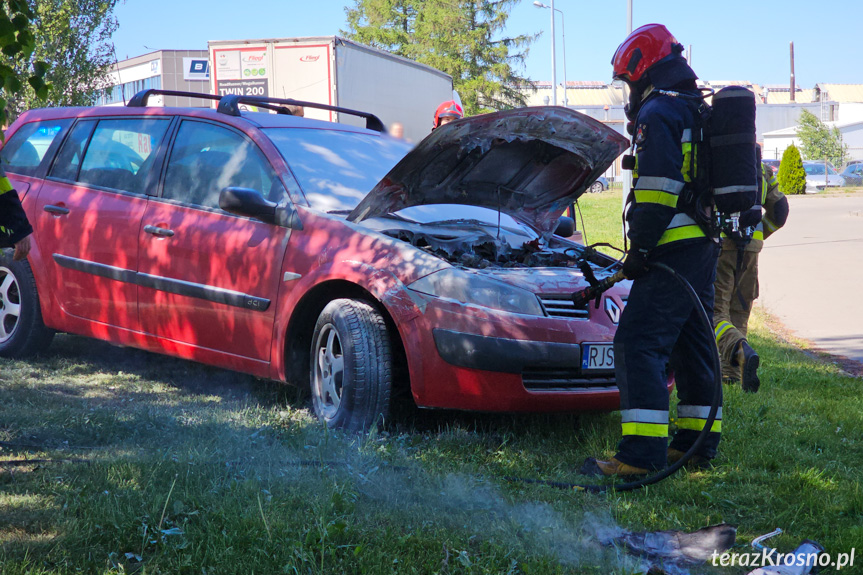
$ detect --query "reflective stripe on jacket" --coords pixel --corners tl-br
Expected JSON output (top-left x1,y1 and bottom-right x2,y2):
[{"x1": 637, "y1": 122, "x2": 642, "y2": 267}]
[
  {"x1": 721, "y1": 163, "x2": 787, "y2": 253},
  {"x1": 0, "y1": 165, "x2": 34, "y2": 245}
]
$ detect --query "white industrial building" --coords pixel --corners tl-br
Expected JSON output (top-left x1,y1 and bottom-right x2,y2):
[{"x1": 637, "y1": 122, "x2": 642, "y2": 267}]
[
  {"x1": 97, "y1": 50, "x2": 212, "y2": 108},
  {"x1": 522, "y1": 81, "x2": 863, "y2": 169}
]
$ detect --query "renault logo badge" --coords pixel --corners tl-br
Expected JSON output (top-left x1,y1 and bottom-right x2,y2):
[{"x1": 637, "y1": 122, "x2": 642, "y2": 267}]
[{"x1": 605, "y1": 298, "x2": 622, "y2": 324}]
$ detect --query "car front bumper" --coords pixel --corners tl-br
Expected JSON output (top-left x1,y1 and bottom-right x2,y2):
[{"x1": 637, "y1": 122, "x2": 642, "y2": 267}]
[{"x1": 401, "y1": 293, "x2": 626, "y2": 413}]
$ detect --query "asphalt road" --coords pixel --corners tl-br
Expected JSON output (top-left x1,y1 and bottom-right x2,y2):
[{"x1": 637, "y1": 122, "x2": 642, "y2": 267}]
[{"x1": 758, "y1": 193, "x2": 863, "y2": 365}]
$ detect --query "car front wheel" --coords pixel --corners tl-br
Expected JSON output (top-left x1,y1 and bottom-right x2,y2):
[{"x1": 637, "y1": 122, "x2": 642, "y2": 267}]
[
  {"x1": 310, "y1": 299, "x2": 392, "y2": 432},
  {"x1": 590, "y1": 181, "x2": 604, "y2": 193},
  {"x1": 0, "y1": 251, "x2": 54, "y2": 358}
]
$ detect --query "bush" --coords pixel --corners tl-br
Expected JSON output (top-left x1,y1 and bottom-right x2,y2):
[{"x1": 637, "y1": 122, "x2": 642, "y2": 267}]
[{"x1": 779, "y1": 144, "x2": 807, "y2": 195}]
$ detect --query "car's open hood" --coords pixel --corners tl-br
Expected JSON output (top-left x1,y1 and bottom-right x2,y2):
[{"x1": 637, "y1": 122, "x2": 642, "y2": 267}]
[{"x1": 347, "y1": 107, "x2": 630, "y2": 235}]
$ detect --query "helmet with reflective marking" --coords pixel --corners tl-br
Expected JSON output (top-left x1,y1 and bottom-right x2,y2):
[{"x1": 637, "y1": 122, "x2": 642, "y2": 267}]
[
  {"x1": 433, "y1": 100, "x2": 464, "y2": 129},
  {"x1": 612, "y1": 24, "x2": 681, "y2": 84}
]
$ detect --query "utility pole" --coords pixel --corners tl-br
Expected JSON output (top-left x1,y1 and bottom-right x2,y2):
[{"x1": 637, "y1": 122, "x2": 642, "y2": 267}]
[
  {"x1": 622, "y1": 0, "x2": 633, "y2": 239},
  {"x1": 551, "y1": 0, "x2": 557, "y2": 105},
  {"x1": 790, "y1": 41, "x2": 796, "y2": 103},
  {"x1": 560, "y1": 8, "x2": 568, "y2": 107},
  {"x1": 627, "y1": 0, "x2": 632, "y2": 34}
]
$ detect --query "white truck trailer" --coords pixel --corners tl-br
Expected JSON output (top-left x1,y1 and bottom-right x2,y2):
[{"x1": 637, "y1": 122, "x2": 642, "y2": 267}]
[{"x1": 208, "y1": 36, "x2": 454, "y2": 143}]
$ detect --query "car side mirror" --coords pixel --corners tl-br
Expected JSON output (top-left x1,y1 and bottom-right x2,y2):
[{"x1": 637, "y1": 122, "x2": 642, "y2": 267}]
[
  {"x1": 219, "y1": 187, "x2": 276, "y2": 223},
  {"x1": 218, "y1": 187, "x2": 302, "y2": 229},
  {"x1": 555, "y1": 216, "x2": 576, "y2": 238}
]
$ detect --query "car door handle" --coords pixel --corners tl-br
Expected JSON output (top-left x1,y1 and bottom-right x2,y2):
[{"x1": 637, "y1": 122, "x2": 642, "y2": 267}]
[
  {"x1": 43, "y1": 204, "x2": 70, "y2": 215},
  {"x1": 144, "y1": 225, "x2": 175, "y2": 238}
]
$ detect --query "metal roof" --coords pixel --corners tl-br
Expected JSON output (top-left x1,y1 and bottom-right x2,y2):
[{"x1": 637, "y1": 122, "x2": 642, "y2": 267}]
[
  {"x1": 519, "y1": 80, "x2": 862, "y2": 108},
  {"x1": 764, "y1": 90, "x2": 816, "y2": 104},
  {"x1": 521, "y1": 83, "x2": 624, "y2": 107},
  {"x1": 815, "y1": 84, "x2": 863, "y2": 103}
]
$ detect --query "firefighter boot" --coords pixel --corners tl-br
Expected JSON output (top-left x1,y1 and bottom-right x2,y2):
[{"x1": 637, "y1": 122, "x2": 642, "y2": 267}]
[
  {"x1": 667, "y1": 448, "x2": 713, "y2": 470},
  {"x1": 737, "y1": 340, "x2": 760, "y2": 393},
  {"x1": 579, "y1": 457, "x2": 649, "y2": 478}
]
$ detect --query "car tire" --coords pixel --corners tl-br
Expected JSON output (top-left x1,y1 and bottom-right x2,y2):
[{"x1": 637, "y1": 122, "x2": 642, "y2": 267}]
[
  {"x1": 310, "y1": 299, "x2": 392, "y2": 432},
  {"x1": 0, "y1": 251, "x2": 55, "y2": 358},
  {"x1": 590, "y1": 181, "x2": 604, "y2": 193}
]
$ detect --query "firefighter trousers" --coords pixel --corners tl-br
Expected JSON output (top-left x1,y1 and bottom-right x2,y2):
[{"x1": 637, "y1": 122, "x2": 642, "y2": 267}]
[
  {"x1": 713, "y1": 248, "x2": 759, "y2": 380},
  {"x1": 613, "y1": 241, "x2": 722, "y2": 470}
]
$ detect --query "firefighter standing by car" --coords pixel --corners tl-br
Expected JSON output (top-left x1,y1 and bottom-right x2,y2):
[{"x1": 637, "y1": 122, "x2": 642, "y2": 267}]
[
  {"x1": 0, "y1": 165, "x2": 32, "y2": 261},
  {"x1": 581, "y1": 24, "x2": 723, "y2": 477},
  {"x1": 432, "y1": 100, "x2": 463, "y2": 131},
  {"x1": 714, "y1": 160, "x2": 789, "y2": 392}
]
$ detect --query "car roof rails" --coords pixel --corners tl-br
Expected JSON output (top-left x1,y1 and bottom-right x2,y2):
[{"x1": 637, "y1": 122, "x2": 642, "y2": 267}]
[
  {"x1": 217, "y1": 95, "x2": 386, "y2": 133},
  {"x1": 127, "y1": 89, "x2": 223, "y2": 107},
  {"x1": 126, "y1": 89, "x2": 386, "y2": 133}
]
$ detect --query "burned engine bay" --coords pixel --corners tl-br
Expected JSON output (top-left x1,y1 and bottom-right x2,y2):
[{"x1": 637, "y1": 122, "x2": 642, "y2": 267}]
[{"x1": 370, "y1": 215, "x2": 615, "y2": 270}]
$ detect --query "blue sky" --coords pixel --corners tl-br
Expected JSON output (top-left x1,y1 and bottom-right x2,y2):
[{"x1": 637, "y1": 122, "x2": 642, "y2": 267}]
[{"x1": 112, "y1": 0, "x2": 861, "y2": 87}]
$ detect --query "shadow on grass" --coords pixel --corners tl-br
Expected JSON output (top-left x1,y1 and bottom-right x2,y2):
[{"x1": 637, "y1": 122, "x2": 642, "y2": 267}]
[
  {"x1": 6, "y1": 333, "x2": 614, "y2": 445},
  {"x1": 13, "y1": 333, "x2": 305, "y2": 406}
]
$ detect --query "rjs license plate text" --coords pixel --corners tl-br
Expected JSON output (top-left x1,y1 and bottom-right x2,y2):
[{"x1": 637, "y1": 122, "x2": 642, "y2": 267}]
[{"x1": 582, "y1": 343, "x2": 614, "y2": 370}]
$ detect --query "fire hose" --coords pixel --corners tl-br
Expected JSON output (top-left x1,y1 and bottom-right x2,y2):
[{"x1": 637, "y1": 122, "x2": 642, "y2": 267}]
[{"x1": 504, "y1": 261, "x2": 723, "y2": 493}]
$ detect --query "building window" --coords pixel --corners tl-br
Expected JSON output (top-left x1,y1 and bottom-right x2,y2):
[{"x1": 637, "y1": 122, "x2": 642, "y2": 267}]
[{"x1": 96, "y1": 75, "x2": 163, "y2": 106}]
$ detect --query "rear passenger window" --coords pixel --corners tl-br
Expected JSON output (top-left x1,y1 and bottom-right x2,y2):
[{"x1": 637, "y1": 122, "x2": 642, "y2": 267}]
[
  {"x1": 162, "y1": 120, "x2": 286, "y2": 210},
  {"x1": 49, "y1": 120, "x2": 97, "y2": 182},
  {"x1": 77, "y1": 118, "x2": 170, "y2": 194},
  {"x1": 1, "y1": 119, "x2": 71, "y2": 176}
]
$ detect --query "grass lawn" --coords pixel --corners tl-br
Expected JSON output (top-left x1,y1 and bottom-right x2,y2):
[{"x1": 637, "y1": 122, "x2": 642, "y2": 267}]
[
  {"x1": 574, "y1": 190, "x2": 627, "y2": 255},
  {"x1": 1, "y1": 192, "x2": 861, "y2": 574}
]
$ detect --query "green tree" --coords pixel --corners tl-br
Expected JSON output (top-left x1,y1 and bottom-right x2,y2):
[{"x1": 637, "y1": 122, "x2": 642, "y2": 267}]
[
  {"x1": 0, "y1": 0, "x2": 49, "y2": 131},
  {"x1": 5, "y1": 0, "x2": 119, "y2": 122},
  {"x1": 778, "y1": 143, "x2": 806, "y2": 195},
  {"x1": 344, "y1": 0, "x2": 417, "y2": 55},
  {"x1": 344, "y1": 0, "x2": 536, "y2": 116},
  {"x1": 797, "y1": 109, "x2": 847, "y2": 168}
]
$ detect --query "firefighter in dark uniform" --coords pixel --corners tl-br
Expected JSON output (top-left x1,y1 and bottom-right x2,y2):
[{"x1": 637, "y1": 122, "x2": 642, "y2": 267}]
[
  {"x1": 581, "y1": 24, "x2": 721, "y2": 476},
  {"x1": 0, "y1": 165, "x2": 33, "y2": 261},
  {"x1": 714, "y1": 161, "x2": 789, "y2": 391}
]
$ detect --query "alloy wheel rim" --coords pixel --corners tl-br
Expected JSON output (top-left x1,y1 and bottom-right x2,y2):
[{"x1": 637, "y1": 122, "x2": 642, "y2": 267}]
[
  {"x1": 313, "y1": 323, "x2": 344, "y2": 419},
  {"x1": 0, "y1": 267, "x2": 21, "y2": 344}
]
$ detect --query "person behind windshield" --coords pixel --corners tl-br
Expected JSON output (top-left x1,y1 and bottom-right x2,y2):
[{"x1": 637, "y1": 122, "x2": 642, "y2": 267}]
[{"x1": 432, "y1": 100, "x2": 463, "y2": 131}]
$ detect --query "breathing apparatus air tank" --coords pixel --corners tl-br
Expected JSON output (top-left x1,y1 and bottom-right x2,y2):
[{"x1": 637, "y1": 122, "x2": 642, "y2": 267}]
[{"x1": 709, "y1": 86, "x2": 759, "y2": 221}]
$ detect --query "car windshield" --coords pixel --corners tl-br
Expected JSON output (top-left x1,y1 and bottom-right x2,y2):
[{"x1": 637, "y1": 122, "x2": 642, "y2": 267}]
[
  {"x1": 264, "y1": 128, "x2": 412, "y2": 212},
  {"x1": 803, "y1": 163, "x2": 837, "y2": 176}
]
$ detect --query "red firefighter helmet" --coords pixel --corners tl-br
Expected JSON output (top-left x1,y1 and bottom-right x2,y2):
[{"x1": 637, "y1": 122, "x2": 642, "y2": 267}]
[
  {"x1": 611, "y1": 24, "x2": 680, "y2": 84},
  {"x1": 433, "y1": 100, "x2": 464, "y2": 129}
]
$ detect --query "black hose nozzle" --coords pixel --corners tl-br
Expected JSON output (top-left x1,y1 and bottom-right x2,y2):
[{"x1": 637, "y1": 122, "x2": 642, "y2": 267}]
[{"x1": 571, "y1": 270, "x2": 626, "y2": 308}]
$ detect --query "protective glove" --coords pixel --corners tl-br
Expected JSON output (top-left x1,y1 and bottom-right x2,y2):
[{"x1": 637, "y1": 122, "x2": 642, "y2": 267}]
[{"x1": 622, "y1": 246, "x2": 650, "y2": 280}]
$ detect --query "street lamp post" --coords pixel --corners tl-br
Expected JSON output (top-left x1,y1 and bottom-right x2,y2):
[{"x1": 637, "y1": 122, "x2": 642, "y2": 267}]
[
  {"x1": 623, "y1": 0, "x2": 633, "y2": 236},
  {"x1": 533, "y1": 1, "x2": 567, "y2": 107}
]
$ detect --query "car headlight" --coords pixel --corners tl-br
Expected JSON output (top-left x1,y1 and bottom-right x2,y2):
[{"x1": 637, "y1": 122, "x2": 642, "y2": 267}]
[{"x1": 408, "y1": 268, "x2": 544, "y2": 316}]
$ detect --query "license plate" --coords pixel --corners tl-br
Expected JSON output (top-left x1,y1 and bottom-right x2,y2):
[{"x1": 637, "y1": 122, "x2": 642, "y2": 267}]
[{"x1": 581, "y1": 343, "x2": 615, "y2": 370}]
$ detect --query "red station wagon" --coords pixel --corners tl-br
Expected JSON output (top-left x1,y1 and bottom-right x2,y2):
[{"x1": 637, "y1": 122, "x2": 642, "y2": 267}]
[{"x1": 0, "y1": 91, "x2": 631, "y2": 431}]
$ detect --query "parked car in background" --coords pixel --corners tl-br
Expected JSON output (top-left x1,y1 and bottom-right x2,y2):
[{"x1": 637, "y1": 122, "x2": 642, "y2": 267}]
[
  {"x1": 841, "y1": 162, "x2": 863, "y2": 186},
  {"x1": 0, "y1": 93, "x2": 633, "y2": 431},
  {"x1": 588, "y1": 176, "x2": 609, "y2": 193},
  {"x1": 802, "y1": 161, "x2": 846, "y2": 193},
  {"x1": 762, "y1": 158, "x2": 781, "y2": 176}
]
